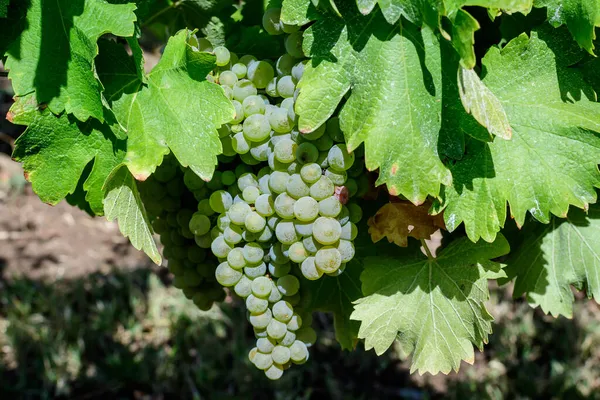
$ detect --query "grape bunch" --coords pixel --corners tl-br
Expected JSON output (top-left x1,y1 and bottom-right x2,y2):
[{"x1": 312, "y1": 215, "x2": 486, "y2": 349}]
[
  {"x1": 185, "y1": 7, "x2": 368, "y2": 380},
  {"x1": 138, "y1": 156, "x2": 226, "y2": 310}
]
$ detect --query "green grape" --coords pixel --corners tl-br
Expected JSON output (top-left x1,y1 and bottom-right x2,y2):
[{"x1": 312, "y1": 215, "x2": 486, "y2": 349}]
[
  {"x1": 340, "y1": 221, "x2": 358, "y2": 241},
  {"x1": 291, "y1": 60, "x2": 306, "y2": 82},
  {"x1": 239, "y1": 54, "x2": 257, "y2": 66},
  {"x1": 267, "y1": 318, "x2": 287, "y2": 340},
  {"x1": 196, "y1": 263, "x2": 215, "y2": 279},
  {"x1": 300, "y1": 256, "x2": 323, "y2": 280},
  {"x1": 245, "y1": 211, "x2": 267, "y2": 233},
  {"x1": 257, "y1": 226, "x2": 274, "y2": 242},
  {"x1": 266, "y1": 78, "x2": 279, "y2": 97},
  {"x1": 227, "y1": 248, "x2": 246, "y2": 269},
  {"x1": 264, "y1": 364, "x2": 284, "y2": 380},
  {"x1": 294, "y1": 220, "x2": 313, "y2": 237},
  {"x1": 277, "y1": 275, "x2": 299, "y2": 296},
  {"x1": 221, "y1": 170, "x2": 236, "y2": 186},
  {"x1": 232, "y1": 63, "x2": 247, "y2": 79},
  {"x1": 316, "y1": 152, "x2": 329, "y2": 169},
  {"x1": 247, "y1": 294, "x2": 269, "y2": 314},
  {"x1": 336, "y1": 205, "x2": 350, "y2": 226},
  {"x1": 253, "y1": 349, "x2": 274, "y2": 369},
  {"x1": 206, "y1": 171, "x2": 223, "y2": 191},
  {"x1": 327, "y1": 144, "x2": 355, "y2": 172},
  {"x1": 269, "y1": 107, "x2": 294, "y2": 133},
  {"x1": 345, "y1": 178, "x2": 358, "y2": 198},
  {"x1": 326, "y1": 116, "x2": 344, "y2": 142},
  {"x1": 347, "y1": 203, "x2": 363, "y2": 223},
  {"x1": 315, "y1": 246, "x2": 342, "y2": 273},
  {"x1": 210, "y1": 226, "x2": 221, "y2": 240},
  {"x1": 209, "y1": 190, "x2": 233, "y2": 213},
  {"x1": 243, "y1": 114, "x2": 271, "y2": 142},
  {"x1": 290, "y1": 340, "x2": 309, "y2": 363},
  {"x1": 286, "y1": 174, "x2": 310, "y2": 199},
  {"x1": 268, "y1": 262, "x2": 291, "y2": 278},
  {"x1": 233, "y1": 79, "x2": 257, "y2": 102},
  {"x1": 223, "y1": 224, "x2": 244, "y2": 245},
  {"x1": 276, "y1": 75, "x2": 296, "y2": 98},
  {"x1": 221, "y1": 85, "x2": 233, "y2": 100},
  {"x1": 195, "y1": 233, "x2": 212, "y2": 248},
  {"x1": 234, "y1": 275, "x2": 253, "y2": 297},
  {"x1": 213, "y1": 46, "x2": 230, "y2": 66},
  {"x1": 248, "y1": 347, "x2": 258, "y2": 363},
  {"x1": 254, "y1": 327, "x2": 268, "y2": 338},
  {"x1": 242, "y1": 186, "x2": 260, "y2": 203},
  {"x1": 296, "y1": 326, "x2": 317, "y2": 347},
  {"x1": 267, "y1": 215, "x2": 281, "y2": 231},
  {"x1": 155, "y1": 163, "x2": 177, "y2": 183},
  {"x1": 255, "y1": 194, "x2": 275, "y2": 216},
  {"x1": 252, "y1": 276, "x2": 273, "y2": 298},
  {"x1": 232, "y1": 132, "x2": 251, "y2": 154},
  {"x1": 293, "y1": 196, "x2": 319, "y2": 221},
  {"x1": 237, "y1": 172, "x2": 259, "y2": 191},
  {"x1": 183, "y1": 169, "x2": 205, "y2": 190},
  {"x1": 312, "y1": 216, "x2": 342, "y2": 245},
  {"x1": 228, "y1": 201, "x2": 251, "y2": 225},
  {"x1": 326, "y1": 262, "x2": 346, "y2": 277},
  {"x1": 288, "y1": 241, "x2": 308, "y2": 263},
  {"x1": 248, "y1": 60, "x2": 275, "y2": 89},
  {"x1": 167, "y1": 178, "x2": 185, "y2": 196},
  {"x1": 187, "y1": 247, "x2": 206, "y2": 263},
  {"x1": 301, "y1": 123, "x2": 326, "y2": 141},
  {"x1": 275, "y1": 221, "x2": 299, "y2": 244},
  {"x1": 215, "y1": 262, "x2": 242, "y2": 286},
  {"x1": 211, "y1": 236, "x2": 233, "y2": 258},
  {"x1": 309, "y1": 176, "x2": 334, "y2": 201},
  {"x1": 274, "y1": 138, "x2": 297, "y2": 163},
  {"x1": 269, "y1": 171, "x2": 290, "y2": 194},
  {"x1": 318, "y1": 196, "x2": 342, "y2": 218},
  {"x1": 176, "y1": 209, "x2": 194, "y2": 227},
  {"x1": 325, "y1": 168, "x2": 347, "y2": 185},
  {"x1": 220, "y1": 135, "x2": 236, "y2": 157},
  {"x1": 268, "y1": 282, "x2": 283, "y2": 303},
  {"x1": 257, "y1": 338, "x2": 276, "y2": 354},
  {"x1": 268, "y1": 242, "x2": 289, "y2": 263},
  {"x1": 197, "y1": 38, "x2": 213, "y2": 52},
  {"x1": 270, "y1": 131, "x2": 291, "y2": 146},
  {"x1": 300, "y1": 163, "x2": 322, "y2": 184},
  {"x1": 295, "y1": 142, "x2": 319, "y2": 164},
  {"x1": 272, "y1": 345, "x2": 291, "y2": 364},
  {"x1": 242, "y1": 95, "x2": 266, "y2": 116},
  {"x1": 262, "y1": 7, "x2": 284, "y2": 36},
  {"x1": 285, "y1": 32, "x2": 304, "y2": 58},
  {"x1": 168, "y1": 259, "x2": 185, "y2": 276},
  {"x1": 281, "y1": 97, "x2": 295, "y2": 110},
  {"x1": 216, "y1": 213, "x2": 231, "y2": 231},
  {"x1": 274, "y1": 193, "x2": 296, "y2": 219},
  {"x1": 258, "y1": 175, "x2": 272, "y2": 196},
  {"x1": 219, "y1": 70, "x2": 238, "y2": 87},
  {"x1": 244, "y1": 242, "x2": 265, "y2": 264},
  {"x1": 272, "y1": 300, "x2": 294, "y2": 323},
  {"x1": 249, "y1": 139, "x2": 270, "y2": 162},
  {"x1": 337, "y1": 240, "x2": 355, "y2": 263},
  {"x1": 245, "y1": 262, "x2": 267, "y2": 279},
  {"x1": 152, "y1": 219, "x2": 169, "y2": 235},
  {"x1": 287, "y1": 313, "x2": 302, "y2": 331},
  {"x1": 230, "y1": 100, "x2": 245, "y2": 124},
  {"x1": 276, "y1": 54, "x2": 295, "y2": 76}
]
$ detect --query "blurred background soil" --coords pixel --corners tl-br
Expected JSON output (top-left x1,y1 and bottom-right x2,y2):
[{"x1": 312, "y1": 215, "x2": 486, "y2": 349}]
[{"x1": 1, "y1": 64, "x2": 600, "y2": 400}]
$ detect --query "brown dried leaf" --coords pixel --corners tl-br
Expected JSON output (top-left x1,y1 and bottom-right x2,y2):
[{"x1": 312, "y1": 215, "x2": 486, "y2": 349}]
[{"x1": 368, "y1": 202, "x2": 446, "y2": 247}]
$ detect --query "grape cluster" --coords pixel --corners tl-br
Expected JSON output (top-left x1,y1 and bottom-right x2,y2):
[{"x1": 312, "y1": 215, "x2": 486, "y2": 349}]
[
  {"x1": 186, "y1": 7, "x2": 369, "y2": 380},
  {"x1": 138, "y1": 156, "x2": 226, "y2": 310}
]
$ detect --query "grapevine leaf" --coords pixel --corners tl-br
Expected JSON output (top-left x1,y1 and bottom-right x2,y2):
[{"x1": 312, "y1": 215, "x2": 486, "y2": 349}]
[
  {"x1": 505, "y1": 204, "x2": 600, "y2": 318},
  {"x1": 300, "y1": 261, "x2": 363, "y2": 350},
  {"x1": 458, "y1": 66, "x2": 511, "y2": 140},
  {"x1": 368, "y1": 202, "x2": 446, "y2": 247},
  {"x1": 96, "y1": 32, "x2": 235, "y2": 181},
  {"x1": 296, "y1": 3, "x2": 451, "y2": 204},
  {"x1": 4, "y1": 0, "x2": 137, "y2": 122},
  {"x1": 535, "y1": 0, "x2": 599, "y2": 54},
  {"x1": 437, "y1": 30, "x2": 600, "y2": 243},
  {"x1": 351, "y1": 235, "x2": 509, "y2": 374},
  {"x1": 10, "y1": 95, "x2": 125, "y2": 215},
  {"x1": 0, "y1": 0, "x2": 8, "y2": 18},
  {"x1": 281, "y1": 0, "x2": 321, "y2": 25},
  {"x1": 104, "y1": 165, "x2": 162, "y2": 265}
]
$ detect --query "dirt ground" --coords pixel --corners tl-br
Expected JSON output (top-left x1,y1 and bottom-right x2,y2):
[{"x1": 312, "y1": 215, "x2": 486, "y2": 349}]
[{"x1": 0, "y1": 154, "x2": 152, "y2": 281}]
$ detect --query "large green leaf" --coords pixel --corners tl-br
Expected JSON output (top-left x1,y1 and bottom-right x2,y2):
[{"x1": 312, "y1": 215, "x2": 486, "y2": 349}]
[
  {"x1": 296, "y1": 3, "x2": 451, "y2": 204},
  {"x1": 4, "y1": 0, "x2": 137, "y2": 122},
  {"x1": 104, "y1": 165, "x2": 161, "y2": 265},
  {"x1": 96, "y1": 31, "x2": 235, "y2": 181},
  {"x1": 535, "y1": 0, "x2": 599, "y2": 54},
  {"x1": 10, "y1": 95, "x2": 125, "y2": 215},
  {"x1": 437, "y1": 30, "x2": 600, "y2": 243},
  {"x1": 300, "y1": 260, "x2": 363, "y2": 350},
  {"x1": 505, "y1": 203, "x2": 600, "y2": 318},
  {"x1": 351, "y1": 236, "x2": 509, "y2": 374}
]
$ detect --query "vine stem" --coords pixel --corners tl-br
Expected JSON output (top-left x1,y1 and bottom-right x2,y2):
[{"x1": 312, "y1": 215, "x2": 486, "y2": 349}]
[
  {"x1": 420, "y1": 239, "x2": 434, "y2": 260},
  {"x1": 142, "y1": 1, "x2": 181, "y2": 27}
]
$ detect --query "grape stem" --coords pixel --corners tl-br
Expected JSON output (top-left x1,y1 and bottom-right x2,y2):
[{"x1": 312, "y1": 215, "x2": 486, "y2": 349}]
[{"x1": 420, "y1": 239, "x2": 434, "y2": 260}]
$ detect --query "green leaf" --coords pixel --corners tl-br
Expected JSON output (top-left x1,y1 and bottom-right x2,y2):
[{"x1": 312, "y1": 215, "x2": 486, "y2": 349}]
[
  {"x1": 451, "y1": 10, "x2": 480, "y2": 69},
  {"x1": 296, "y1": 3, "x2": 451, "y2": 204},
  {"x1": 96, "y1": 32, "x2": 235, "y2": 181},
  {"x1": 458, "y1": 66, "x2": 511, "y2": 139},
  {"x1": 10, "y1": 95, "x2": 125, "y2": 215},
  {"x1": 281, "y1": 0, "x2": 320, "y2": 25},
  {"x1": 438, "y1": 30, "x2": 600, "y2": 243},
  {"x1": 0, "y1": 0, "x2": 8, "y2": 18},
  {"x1": 535, "y1": 0, "x2": 599, "y2": 54},
  {"x1": 300, "y1": 261, "x2": 362, "y2": 350},
  {"x1": 351, "y1": 235, "x2": 509, "y2": 374},
  {"x1": 104, "y1": 165, "x2": 162, "y2": 265},
  {"x1": 505, "y1": 204, "x2": 600, "y2": 318},
  {"x1": 4, "y1": 0, "x2": 137, "y2": 122}
]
